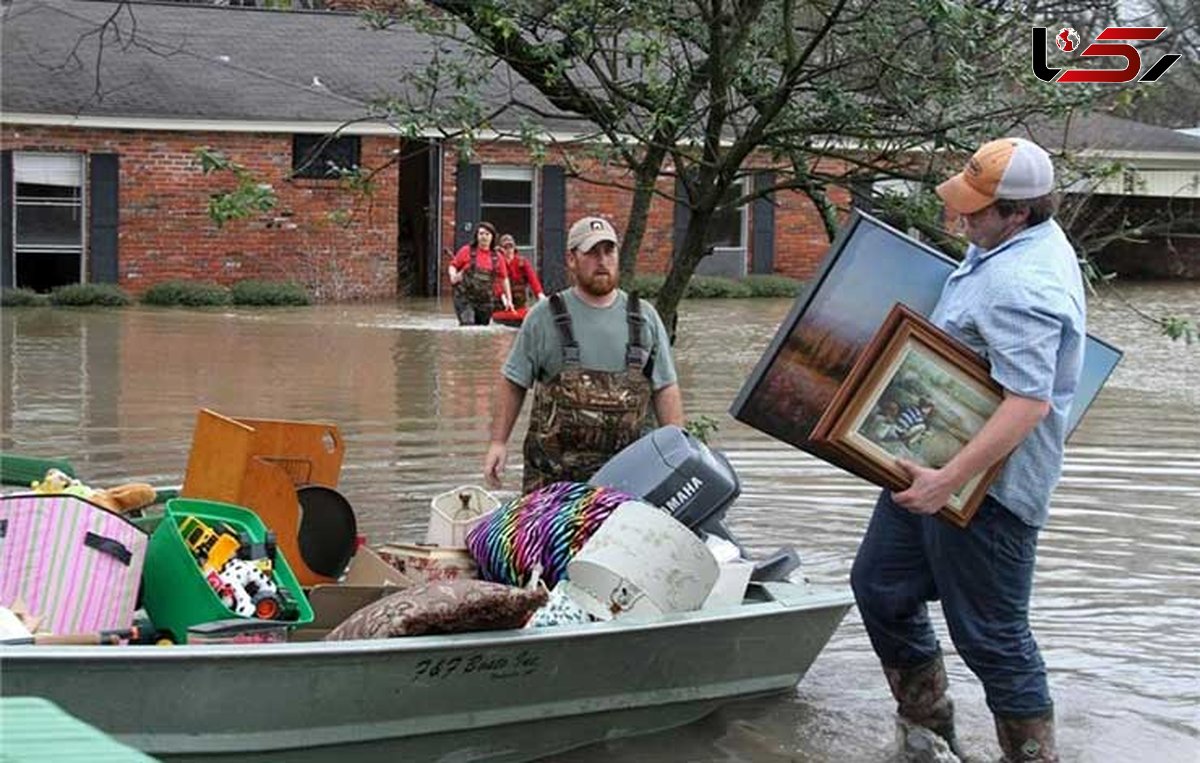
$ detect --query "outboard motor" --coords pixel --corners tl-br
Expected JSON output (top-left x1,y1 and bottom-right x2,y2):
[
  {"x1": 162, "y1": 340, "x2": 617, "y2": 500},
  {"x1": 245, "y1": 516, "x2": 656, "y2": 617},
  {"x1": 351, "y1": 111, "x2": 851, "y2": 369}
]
[{"x1": 588, "y1": 426, "x2": 800, "y2": 582}]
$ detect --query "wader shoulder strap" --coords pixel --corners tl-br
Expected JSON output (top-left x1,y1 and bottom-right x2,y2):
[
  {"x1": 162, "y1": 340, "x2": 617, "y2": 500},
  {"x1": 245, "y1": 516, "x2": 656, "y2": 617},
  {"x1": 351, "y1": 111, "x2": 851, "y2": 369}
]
[
  {"x1": 550, "y1": 293, "x2": 581, "y2": 366},
  {"x1": 626, "y1": 294, "x2": 651, "y2": 371}
]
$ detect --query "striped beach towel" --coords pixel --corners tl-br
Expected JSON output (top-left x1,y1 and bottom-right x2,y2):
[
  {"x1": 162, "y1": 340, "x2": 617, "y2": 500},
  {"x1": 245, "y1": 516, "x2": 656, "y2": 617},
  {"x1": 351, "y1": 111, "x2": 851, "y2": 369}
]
[
  {"x1": 466, "y1": 481, "x2": 633, "y2": 587},
  {"x1": 0, "y1": 494, "x2": 148, "y2": 635}
]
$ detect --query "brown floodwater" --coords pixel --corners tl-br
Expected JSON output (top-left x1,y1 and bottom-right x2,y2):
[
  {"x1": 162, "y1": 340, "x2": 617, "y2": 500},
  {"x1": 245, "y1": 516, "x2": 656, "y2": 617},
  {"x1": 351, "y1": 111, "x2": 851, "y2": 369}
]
[{"x1": 2, "y1": 282, "x2": 1197, "y2": 762}]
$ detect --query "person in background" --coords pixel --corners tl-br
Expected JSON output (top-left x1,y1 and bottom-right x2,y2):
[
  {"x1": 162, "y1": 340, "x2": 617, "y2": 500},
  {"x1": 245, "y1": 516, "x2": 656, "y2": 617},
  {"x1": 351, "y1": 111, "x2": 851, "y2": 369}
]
[
  {"x1": 483, "y1": 216, "x2": 684, "y2": 492},
  {"x1": 496, "y1": 233, "x2": 545, "y2": 310},
  {"x1": 851, "y1": 137, "x2": 1085, "y2": 762},
  {"x1": 448, "y1": 222, "x2": 512, "y2": 326}
]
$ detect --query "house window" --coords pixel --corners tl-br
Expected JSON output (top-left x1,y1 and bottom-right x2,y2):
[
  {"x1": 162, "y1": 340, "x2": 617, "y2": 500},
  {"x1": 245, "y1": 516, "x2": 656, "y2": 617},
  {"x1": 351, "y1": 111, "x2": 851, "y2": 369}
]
[
  {"x1": 292, "y1": 134, "x2": 361, "y2": 179},
  {"x1": 481, "y1": 166, "x2": 537, "y2": 255},
  {"x1": 13, "y1": 152, "x2": 85, "y2": 291},
  {"x1": 706, "y1": 177, "x2": 749, "y2": 254}
]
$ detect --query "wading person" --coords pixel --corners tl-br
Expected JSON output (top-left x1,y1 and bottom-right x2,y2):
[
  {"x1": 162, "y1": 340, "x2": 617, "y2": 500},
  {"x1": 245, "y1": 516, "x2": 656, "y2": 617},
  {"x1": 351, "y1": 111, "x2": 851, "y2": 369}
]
[
  {"x1": 496, "y1": 233, "x2": 545, "y2": 310},
  {"x1": 448, "y1": 222, "x2": 513, "y2": 326},
  {"x1": 851, "y1": 138, "x2": 1085, "y2": 762},
  {"x1": 483, "y1": 216, "x2": 684, "y2": 492}
]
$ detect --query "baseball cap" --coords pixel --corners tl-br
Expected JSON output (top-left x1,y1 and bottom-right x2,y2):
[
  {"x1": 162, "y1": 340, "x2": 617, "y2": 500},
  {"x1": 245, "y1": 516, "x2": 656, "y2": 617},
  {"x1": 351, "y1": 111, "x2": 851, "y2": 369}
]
[
  {"x1": 936, "y1": 138, "x2": 1054, "y2": 214},
  {"x1": 567, "y1": 216, "x2": 619, "y2": 253}
]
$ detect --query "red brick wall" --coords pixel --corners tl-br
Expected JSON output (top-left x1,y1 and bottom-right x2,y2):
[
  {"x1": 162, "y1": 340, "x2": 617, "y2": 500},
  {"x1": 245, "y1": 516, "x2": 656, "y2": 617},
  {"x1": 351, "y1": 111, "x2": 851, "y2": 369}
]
[
  {"x1": 439, "y1": 143, "x2": 838, "y2": 294},
  {"x1": 1, "y1": 125, "x2": 400, "y2": 300},
  {"x1": 3, "y1": 124, "x2": 838, "y2": 301}
]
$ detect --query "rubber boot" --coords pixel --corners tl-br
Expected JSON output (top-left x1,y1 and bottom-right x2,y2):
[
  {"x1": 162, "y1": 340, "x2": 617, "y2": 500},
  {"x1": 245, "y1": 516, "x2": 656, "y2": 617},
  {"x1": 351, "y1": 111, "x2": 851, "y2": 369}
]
[
  {"x1": 883, "y1": 655, "x2": 964, "y2": 758},
  {"x1": 995, "y1": 709, "x2": 1058, "y2": 762}
]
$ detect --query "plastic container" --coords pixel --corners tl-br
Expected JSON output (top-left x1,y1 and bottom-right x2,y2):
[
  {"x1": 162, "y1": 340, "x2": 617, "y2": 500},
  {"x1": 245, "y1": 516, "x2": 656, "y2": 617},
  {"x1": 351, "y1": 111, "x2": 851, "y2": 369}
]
[
  {"x1": 566, "y1": 501, "x2": 718, "y2": 621},
  {"x1": 376, "y1": 543, "x2": 478, "y2": 583},
  {"x1": 702, "y1": 559, "x2": 755, "y2": 609},
  {"x1": 142, "y1": 498, "x2": 314, "y2": 643},
  {"x1": 425, "y1": 485, "x2": 499, "y2": 547}
]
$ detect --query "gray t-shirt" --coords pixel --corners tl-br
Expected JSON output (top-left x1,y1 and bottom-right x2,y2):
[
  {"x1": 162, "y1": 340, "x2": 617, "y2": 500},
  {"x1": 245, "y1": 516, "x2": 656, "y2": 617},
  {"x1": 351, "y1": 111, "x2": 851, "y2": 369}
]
[{"x1": 502, "y1": 289, "x2": 678, "y2": 391}]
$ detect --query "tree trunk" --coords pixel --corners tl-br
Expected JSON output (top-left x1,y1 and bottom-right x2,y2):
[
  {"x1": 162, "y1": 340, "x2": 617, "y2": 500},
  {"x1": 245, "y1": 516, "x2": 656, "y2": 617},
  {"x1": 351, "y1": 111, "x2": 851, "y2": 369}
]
[
  {"x1": 619, "y1": 155, "x2": 667, "y2": 283},
  {"x1": 654, "y1": 211, "x2": 713, "y2": 342}
]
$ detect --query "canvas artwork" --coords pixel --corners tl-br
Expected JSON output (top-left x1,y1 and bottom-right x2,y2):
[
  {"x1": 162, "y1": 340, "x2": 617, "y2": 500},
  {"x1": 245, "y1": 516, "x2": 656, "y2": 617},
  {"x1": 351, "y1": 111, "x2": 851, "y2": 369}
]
[
  {"x1": 730, "y1": 209, "x2": 1122, "y2": 459},
  {"x1": 811, "y1": 304, "x2": 1005, "y2": 525}
]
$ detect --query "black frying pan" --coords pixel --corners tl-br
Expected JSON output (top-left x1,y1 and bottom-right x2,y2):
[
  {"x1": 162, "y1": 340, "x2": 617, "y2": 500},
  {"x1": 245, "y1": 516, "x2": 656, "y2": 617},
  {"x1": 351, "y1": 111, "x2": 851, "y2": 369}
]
[{"x1": 296, "y1": 485, "x2": 357, "y2": 579}]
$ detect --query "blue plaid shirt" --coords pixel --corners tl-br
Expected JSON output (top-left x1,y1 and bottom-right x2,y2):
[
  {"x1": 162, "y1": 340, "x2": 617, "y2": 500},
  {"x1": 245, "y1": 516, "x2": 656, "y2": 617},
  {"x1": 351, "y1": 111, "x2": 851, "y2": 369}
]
[{"x1": 930, "y1": 219, "x2": 1086, "y2": 527}]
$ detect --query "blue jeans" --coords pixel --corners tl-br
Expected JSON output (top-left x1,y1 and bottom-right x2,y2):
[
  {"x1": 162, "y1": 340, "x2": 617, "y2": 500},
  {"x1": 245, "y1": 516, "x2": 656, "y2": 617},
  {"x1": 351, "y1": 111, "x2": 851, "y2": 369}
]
[{"x1": 851, "y1": 491, "x2": 1051, "y2": 718}]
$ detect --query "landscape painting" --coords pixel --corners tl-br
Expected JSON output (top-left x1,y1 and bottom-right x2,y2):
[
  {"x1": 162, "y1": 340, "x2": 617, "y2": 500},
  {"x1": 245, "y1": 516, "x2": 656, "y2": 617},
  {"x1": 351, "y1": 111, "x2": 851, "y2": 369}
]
[
  {"x1": 809, "y1": 304, "x2": 1006, "y2": 525},
  {"x1": 730, "y1": 212, "x2": 952, "y2": 452},
  {"x1": 847, "y1": 343, "x2": 1000, "y2": 473},
  {"x1": 730, "y1": 209, "x2": 1123, "y2": 454}
]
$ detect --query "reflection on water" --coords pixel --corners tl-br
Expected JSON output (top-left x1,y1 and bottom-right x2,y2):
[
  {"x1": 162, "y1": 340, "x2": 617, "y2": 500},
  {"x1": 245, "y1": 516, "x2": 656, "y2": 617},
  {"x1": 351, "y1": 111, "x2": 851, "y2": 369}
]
[{"x1": 2, "y1": 283, "x2": 1198, "y2": 762}]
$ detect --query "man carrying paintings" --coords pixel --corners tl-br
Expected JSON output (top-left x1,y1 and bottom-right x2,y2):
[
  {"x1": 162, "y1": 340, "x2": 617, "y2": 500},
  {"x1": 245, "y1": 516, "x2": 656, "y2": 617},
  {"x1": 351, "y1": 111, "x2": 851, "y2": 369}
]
[{"x1": 851, "y1": 138, "x2": 1086, "y2": 762}]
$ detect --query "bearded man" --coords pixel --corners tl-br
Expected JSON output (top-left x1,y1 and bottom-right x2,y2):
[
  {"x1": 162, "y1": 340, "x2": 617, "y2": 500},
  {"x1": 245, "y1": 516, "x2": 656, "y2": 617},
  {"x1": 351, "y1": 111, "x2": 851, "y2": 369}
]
[{"x1": 483, "y1": 216, "x2": 685, "y2": 492}]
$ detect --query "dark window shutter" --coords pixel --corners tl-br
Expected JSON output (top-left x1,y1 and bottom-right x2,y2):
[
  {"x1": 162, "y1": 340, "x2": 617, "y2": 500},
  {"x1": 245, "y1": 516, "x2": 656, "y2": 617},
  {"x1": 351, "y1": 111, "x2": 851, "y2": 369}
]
[
  {"x1": 89, "y1": 154, "x2": 119, "y2": 284},
  {"x1": 1, "y1": 151, "x2": 12, "y2": 288},
  {"x1": 751, "y1": 171, "x2": 776, "y2": 274},
  {"x1": 454, "y1": 162, "x2": 481, "y2": 249},
  {"x1": 539, "y1": 165, "x2": 567, "y2": 293},
  {"x1": 425, "y1": 142, "x2": 442, "y2": 297},
  {"x1": 673, "y1": 175, "x2": 692, "y2": 258}
]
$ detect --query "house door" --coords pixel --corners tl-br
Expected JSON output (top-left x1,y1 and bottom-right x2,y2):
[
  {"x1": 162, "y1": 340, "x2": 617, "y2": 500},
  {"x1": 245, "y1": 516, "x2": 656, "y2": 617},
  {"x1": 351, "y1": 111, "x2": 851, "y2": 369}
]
[
  {"x1": 11, "y1": 152, "x2": 86, "y2": 291},
  {"x1": 397, "y1": 139, "x2": 440, "y2": 297}
]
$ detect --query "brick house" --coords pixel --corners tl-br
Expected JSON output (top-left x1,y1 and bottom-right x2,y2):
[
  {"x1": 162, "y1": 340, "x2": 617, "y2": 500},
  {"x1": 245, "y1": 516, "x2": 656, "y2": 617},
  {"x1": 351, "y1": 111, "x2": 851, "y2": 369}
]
[
  {"x1": 1, "y1": 0, "x2": 839, "y2": 300},
  {"x1": 1028, "y1": 114, "x2": 1200, "y2": 279},
  {"x1": 5, "y1": 1, "x2": 1197, "y2": 300}
]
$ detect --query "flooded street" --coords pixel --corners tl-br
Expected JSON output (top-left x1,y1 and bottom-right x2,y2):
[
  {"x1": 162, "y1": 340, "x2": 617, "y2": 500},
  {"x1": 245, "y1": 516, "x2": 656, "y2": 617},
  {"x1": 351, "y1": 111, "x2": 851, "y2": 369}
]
[{"x1": 2, "y1": 282, "x2": 1198, "y2": 762}]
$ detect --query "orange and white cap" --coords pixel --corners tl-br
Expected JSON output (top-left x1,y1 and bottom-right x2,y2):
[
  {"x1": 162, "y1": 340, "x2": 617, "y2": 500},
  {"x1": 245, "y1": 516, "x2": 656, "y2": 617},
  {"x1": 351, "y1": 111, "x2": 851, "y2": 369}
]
[{"x1": 936, "y1": 138, "x2": 1054, "y2": 214}]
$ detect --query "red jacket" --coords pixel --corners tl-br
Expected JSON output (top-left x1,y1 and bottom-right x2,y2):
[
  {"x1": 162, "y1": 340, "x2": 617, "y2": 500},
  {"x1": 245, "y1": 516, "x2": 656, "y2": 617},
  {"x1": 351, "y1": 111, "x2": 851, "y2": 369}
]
[
  {"x1": 451, "y1": 246, "x2": 509, "y2": 279},
  {"x1": 498, "y1": 251, "x2": 543, "y2": 297}
]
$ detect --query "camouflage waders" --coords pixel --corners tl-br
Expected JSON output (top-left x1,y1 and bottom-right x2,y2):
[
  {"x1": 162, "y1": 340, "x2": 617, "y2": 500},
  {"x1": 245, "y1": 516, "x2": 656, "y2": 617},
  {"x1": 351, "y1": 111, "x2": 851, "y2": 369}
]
[
  {"x1": 507, "y1": 256, "x2": 531, "y2": 310},
  {"x1": 883, "y1": 654, "x2": 964, "y2": 758},
  {"x1": 521, "y1": 293, "x2": 653, "y2": 492},
  {"x1": 456, "y1": 255, "x2": 497, "y2": 325},
  {"x1": 995, "y1": 709, "x2": 1059, "y2": 762},
  {"x1": 509, "y1": 284, "x2": 528, "y2": 311}
]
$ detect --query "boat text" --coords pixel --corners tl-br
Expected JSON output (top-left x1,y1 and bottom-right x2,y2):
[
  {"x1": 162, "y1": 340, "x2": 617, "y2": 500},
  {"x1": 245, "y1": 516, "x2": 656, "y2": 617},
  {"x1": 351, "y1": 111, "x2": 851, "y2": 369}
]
[{"x1": 412, "y1": 650, "x2": 540, "y2": 683}]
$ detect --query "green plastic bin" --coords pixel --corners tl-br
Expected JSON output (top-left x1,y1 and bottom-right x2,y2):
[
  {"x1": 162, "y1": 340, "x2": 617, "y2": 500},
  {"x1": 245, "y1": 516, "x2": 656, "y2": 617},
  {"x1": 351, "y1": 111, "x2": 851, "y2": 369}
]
[{"x1": 142, "y1": 498, "x2": 314, "y2": 643}]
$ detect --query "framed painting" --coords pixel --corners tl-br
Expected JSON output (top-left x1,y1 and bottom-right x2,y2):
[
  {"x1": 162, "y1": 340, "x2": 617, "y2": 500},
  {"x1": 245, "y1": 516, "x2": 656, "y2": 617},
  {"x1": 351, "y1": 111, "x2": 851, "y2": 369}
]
[
  {"x1": 730, "y1": 209, "x2": 1122, "y2": 456},
  {"x1": 811, "y1": 304, "x2": 1005, "y2": 527}
]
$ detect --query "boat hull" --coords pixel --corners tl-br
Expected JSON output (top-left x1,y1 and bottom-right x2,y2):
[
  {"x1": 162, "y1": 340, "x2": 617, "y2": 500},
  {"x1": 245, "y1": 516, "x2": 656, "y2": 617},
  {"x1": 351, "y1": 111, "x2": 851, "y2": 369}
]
[{"x1": 1, "y1": 583, "x2": 853, "y2": 761}]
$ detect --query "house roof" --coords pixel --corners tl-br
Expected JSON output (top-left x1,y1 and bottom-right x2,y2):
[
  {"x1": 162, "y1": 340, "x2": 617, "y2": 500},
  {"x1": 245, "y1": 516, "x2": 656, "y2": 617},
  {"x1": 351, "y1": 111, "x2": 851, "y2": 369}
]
[
  {"x1": 4, "y1": 0, "x2": 1200, "y2": 161},
  {"x1": 1020, "y1": 112, "x2": 1200, "y2": 157},
  {"x1": 0, "y1": 0, "x2": 587, "y2": 134}
]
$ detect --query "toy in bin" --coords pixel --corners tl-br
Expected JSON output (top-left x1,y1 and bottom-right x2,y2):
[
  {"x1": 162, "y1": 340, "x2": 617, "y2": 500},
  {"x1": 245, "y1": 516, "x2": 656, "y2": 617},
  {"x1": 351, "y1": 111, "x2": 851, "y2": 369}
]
[
  {"x1": 180, "y1": 515, "x2": 296, "y2": 620},
  {"x1": 141, "y1": 499, "x2": 314, "y2": 643}
]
